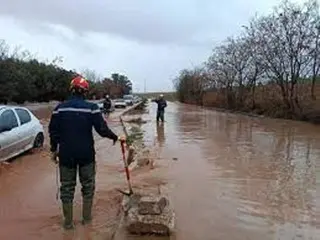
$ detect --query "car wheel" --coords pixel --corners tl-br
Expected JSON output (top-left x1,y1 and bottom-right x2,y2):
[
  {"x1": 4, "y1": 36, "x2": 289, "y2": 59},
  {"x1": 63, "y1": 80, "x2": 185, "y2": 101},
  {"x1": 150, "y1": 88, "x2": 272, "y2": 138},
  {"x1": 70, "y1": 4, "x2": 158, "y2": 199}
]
[{"x1": 33, "y1": 133, "x2": 44, "y2": 148}]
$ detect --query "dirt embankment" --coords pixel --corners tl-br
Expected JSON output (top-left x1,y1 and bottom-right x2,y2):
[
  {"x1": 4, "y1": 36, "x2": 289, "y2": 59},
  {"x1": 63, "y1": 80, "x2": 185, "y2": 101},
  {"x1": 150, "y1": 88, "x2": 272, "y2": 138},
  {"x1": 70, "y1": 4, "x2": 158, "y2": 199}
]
[{"x1": 191, "y1": 83, "x2": 320, "y2": 124}]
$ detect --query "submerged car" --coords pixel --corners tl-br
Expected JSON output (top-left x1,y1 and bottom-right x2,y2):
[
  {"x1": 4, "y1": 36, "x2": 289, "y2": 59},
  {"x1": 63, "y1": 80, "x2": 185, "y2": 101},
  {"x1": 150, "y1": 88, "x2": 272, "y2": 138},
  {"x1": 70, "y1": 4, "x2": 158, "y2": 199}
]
[
  {"x1": 0, "y1": 105, "x2": 44, "y2": 162},
  {"x1": 113, "y1": 99, "x2": 127, "y2": 108}
]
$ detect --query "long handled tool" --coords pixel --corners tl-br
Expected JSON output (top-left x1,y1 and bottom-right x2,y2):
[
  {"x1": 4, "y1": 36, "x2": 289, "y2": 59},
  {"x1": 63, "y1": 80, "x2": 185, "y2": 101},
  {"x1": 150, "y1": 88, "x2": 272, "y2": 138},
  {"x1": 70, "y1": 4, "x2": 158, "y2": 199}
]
[
  {"x1": 56, "y1": 164, "x2": 60, "y2": 200},
  {"x1": 116, "y1": 139, "x2": 134, "y2": 196}
]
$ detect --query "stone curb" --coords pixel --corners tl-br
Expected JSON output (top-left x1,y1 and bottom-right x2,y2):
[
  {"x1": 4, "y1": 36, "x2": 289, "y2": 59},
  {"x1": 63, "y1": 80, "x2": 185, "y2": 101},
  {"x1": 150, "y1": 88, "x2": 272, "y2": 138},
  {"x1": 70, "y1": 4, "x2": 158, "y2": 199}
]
[{"x1": 111, "y1": 102, "x2": 175, "y2": 239}]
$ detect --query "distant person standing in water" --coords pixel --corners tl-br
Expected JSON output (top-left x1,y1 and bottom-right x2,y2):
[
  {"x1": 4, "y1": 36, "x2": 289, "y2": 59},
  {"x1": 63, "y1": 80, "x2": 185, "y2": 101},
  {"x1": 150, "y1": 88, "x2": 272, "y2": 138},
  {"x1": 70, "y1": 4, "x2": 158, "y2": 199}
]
[
  {"x1": 103, "y1": 94, "x2": 112, "y2": 117},
  {"x1": 152, "y1": 94, "x2": 167, "y2": 123}
]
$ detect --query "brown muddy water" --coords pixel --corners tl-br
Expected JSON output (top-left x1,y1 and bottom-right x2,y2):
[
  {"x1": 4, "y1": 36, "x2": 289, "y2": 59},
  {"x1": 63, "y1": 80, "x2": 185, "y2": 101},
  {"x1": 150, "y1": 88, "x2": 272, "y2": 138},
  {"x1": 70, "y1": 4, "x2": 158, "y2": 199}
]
[
  {"x1": 0, "y1": 107, "x2": 133, "y2": 240},
  {"x1": 143, "y1": 101, "x2": 318, "y2": 240},
  {"x1": 0, "y1": 101, "x2": 319, "y2": 240},
  {"x1": 126, "y1": 100, "x2": 318, "y2": 240}
]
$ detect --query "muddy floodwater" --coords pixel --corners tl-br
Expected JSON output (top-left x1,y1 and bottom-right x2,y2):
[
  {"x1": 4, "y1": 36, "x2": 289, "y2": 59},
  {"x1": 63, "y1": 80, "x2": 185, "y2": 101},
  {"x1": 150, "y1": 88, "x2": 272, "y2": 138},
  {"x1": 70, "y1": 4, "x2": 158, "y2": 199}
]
[
  {"x1": 142, "y1": 102, "x2": 318, "y2": 240},
  {"x1": 0, "y1": 101, "x2": 319, "y2": 240}
]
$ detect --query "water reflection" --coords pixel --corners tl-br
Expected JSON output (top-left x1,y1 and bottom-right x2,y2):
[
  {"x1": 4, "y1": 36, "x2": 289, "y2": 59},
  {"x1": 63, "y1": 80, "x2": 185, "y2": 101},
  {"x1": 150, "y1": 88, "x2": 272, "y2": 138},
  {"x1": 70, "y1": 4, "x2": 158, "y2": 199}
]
[
  {"x1": 168, "y1": 103, "x2": 318, "y2": 240},
  {"x1": 156, "y1": 122, "x2": 165, "y2": 147}
]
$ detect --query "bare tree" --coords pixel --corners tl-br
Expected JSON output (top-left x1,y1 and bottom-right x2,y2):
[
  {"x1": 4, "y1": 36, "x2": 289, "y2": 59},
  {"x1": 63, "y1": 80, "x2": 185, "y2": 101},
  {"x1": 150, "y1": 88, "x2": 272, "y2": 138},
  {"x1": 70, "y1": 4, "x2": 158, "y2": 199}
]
[
  {"x1": 207, "y1": 42, "x2": 239, "y2": 108},
  {"x1": 81, "y1": 68, "x2": 102, "y2": 82},
  {"x1": 308, "y1": 0, "x2": 320, "y2": 99},
  {"x1": 0, "y1": 40, "x2": 9, "y2": 60},
  {"x1": 174, "y1": 0, "x2": 319, "y2": 121},
  {"x1": 247, "y1": 0, "x2": 318, "y2": 114},
  {"x1": 51, "y1": 56, "x2": 64, "y2": 67}
]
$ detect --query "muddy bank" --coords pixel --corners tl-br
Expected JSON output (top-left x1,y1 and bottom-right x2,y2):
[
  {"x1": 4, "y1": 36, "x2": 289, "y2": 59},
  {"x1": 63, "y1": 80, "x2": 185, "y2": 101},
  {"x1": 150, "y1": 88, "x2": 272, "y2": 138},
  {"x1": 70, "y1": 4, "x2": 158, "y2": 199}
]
[
  {"x1": 180, "y1": 84, "x2": 320, "y2": 125},
  {"x1": 181, "y1": 101, "x2": 320, "y2": 125}
]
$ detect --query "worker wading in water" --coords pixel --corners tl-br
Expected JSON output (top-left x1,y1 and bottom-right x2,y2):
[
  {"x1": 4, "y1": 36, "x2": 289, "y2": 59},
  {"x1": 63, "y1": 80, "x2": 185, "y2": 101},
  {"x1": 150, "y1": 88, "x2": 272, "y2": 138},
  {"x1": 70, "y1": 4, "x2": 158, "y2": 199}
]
[
  {"x1": 103, "y1": 94, "x2": 112, "y2": 117},
  {"x1": 49, "y1": 76, "x2": 125, "y2": 230},
  {"x1": 152, "y1": 94, "x2": 167, "y2": 123}
]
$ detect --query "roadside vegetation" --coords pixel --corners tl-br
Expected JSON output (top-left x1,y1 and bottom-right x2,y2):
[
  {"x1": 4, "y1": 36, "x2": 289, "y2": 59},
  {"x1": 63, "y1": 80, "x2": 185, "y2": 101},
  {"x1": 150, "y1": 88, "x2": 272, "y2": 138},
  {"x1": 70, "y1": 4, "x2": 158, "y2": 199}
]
[
  {"x1": 174, "y1": 0, "x2": 320, "y2": 123},
  {"x1": 0, "y1": 40, "x2": 132, "y2": 104}
]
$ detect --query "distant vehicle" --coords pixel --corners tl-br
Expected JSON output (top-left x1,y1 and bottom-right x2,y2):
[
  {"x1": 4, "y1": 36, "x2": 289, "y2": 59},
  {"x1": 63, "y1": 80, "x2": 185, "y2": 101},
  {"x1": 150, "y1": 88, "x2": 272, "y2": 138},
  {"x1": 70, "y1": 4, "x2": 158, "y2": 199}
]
[
  {"x1": 96, "y1": 99, "x2": 115, "y2": 113},
  {"x1": 0, "y1": 105, "x2": 44, "y2": 162},
  {"x1": 123, "y1": 94, "x2": 134, "y2": 106},
  {"x1": 113, "y1": 99, "x2": 127, "y2": 108},
  {"x1": 133, "y1": 95, "x2": 140, "y2": 103}
]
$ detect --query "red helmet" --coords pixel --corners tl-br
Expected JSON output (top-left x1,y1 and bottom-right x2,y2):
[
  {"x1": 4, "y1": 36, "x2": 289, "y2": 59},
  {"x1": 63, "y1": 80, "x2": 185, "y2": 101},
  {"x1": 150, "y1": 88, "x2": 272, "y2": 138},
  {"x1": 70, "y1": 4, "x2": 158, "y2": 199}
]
[{"x1": 70, "y1": 76, "x2": 89, "y2": 91}]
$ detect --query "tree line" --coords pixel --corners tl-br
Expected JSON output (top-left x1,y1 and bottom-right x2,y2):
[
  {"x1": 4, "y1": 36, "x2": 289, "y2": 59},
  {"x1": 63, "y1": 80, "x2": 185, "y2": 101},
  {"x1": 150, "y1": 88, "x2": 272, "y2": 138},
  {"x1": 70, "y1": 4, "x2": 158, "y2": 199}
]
[
  {"x1": 0, "y1": 40, "x2": 132, "y2": 104},
  {"x1": 174, "y1": 0, "x2": 320, "y2": 122}
]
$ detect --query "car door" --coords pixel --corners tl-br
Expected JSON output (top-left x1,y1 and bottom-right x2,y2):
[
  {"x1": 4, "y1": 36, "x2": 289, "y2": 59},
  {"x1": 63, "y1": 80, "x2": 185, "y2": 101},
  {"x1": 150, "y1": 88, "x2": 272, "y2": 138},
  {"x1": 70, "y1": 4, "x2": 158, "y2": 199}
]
[
  {"x1": 14, "y1": 108, "x2": 34, "y2": 150},
  {"x1": 0, "y1": 109, "x2": 20, "y2": 161}
]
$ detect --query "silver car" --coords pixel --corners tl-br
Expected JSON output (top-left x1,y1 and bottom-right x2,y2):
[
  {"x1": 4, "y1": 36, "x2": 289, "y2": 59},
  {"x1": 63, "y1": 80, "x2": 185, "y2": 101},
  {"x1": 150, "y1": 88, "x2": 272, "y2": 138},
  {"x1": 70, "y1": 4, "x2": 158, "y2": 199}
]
[
  {"x1": 113, "y1": 99, "x2": 127, "y2": 108},
  {"x1": 123, "y1": 95, "x2": 134, "y2": 106},
  {"x1": 0, "y1": 105, "x2": 44, "y2": 162}
]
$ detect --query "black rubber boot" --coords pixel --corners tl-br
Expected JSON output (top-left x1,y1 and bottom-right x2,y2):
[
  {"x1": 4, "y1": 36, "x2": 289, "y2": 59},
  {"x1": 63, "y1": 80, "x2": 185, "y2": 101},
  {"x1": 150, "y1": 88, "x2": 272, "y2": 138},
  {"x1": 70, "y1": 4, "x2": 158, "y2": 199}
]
[
  {"x1": 82, "y1": 199, "x2": 93, "y2": 225},
  {"x1": 62, "y1": 203, "x2": 74, "y2": 230}
]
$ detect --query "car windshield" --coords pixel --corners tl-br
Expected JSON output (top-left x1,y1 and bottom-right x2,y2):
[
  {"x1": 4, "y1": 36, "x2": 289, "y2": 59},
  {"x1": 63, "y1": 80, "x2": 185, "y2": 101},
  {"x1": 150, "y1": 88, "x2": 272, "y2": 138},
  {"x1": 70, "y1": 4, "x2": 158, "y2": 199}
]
[
  {"x1": 123, "y1": 95, "x2": 133, "y2": 99},
  {"x1": 114, "y1": 99, "x2": 124, "y2": 102}
]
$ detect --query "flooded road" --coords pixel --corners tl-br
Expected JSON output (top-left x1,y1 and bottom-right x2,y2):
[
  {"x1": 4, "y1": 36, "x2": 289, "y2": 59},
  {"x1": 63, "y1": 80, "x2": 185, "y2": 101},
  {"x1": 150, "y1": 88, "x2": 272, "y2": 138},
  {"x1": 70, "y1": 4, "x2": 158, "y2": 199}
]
[
  {"x1": 0, "y1": 107, "x2": 133, "y2": 240},
  {"x1": 141, "y1": 101, "x2": 318, "y2": 240},
  {"x1": 0, "y1": 101, "x2": 318, "y2": 240}
]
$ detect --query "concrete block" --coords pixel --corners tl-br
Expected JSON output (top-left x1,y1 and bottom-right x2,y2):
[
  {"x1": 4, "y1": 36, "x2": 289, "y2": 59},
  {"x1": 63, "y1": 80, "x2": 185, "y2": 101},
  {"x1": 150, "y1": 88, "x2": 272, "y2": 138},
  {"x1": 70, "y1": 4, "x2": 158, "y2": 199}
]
[
  {"x1": 137, "y1": 156, "x2": 150, "y2": 166},
  {"x1": 138, "y1": 196, "x2": 167, "y2": 215},
  {"x1": 124, "y1": 195, "x2": 175, "y2": 236}
]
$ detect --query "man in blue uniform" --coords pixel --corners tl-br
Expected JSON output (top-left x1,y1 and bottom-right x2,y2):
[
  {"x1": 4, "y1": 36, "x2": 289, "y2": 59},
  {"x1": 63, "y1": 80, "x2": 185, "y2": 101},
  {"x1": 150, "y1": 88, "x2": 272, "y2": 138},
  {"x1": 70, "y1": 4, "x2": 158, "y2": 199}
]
[
  {"x1": 49, "y1": 76, "x2": 124, "y2": 229},
  {"x1": 152, "y1": 94, "x2": 167, "y2": 123}
]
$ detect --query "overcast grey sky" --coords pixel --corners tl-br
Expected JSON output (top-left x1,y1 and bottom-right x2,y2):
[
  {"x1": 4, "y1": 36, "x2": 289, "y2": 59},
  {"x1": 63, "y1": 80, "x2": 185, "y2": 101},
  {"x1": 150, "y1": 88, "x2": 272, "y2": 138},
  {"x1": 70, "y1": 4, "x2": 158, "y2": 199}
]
[{"x1": 0, "y1": 0, "x2": 304, "y2": 92}]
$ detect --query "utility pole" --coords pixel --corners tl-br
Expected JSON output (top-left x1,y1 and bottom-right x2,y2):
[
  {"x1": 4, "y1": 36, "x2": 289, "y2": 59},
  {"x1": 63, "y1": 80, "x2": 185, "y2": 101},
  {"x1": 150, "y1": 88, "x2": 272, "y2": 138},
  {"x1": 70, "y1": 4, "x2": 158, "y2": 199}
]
[{"x1": 144, "y1": 79, "x2": 146, "y2": 93}]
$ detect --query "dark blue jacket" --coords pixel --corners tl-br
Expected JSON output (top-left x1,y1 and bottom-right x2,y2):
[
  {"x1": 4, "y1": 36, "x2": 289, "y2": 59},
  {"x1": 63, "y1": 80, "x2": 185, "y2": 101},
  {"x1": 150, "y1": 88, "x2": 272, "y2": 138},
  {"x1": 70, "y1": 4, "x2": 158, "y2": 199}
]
[
  {"x1": 153, "y1": 99, "x2": 167, "y2": 111},
  {"x1": 103, "y1": 98, "x2": 112, "y2": 110},
  {"x1": 48, "y1": 95, "x2": 118, "y2": 167}
]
